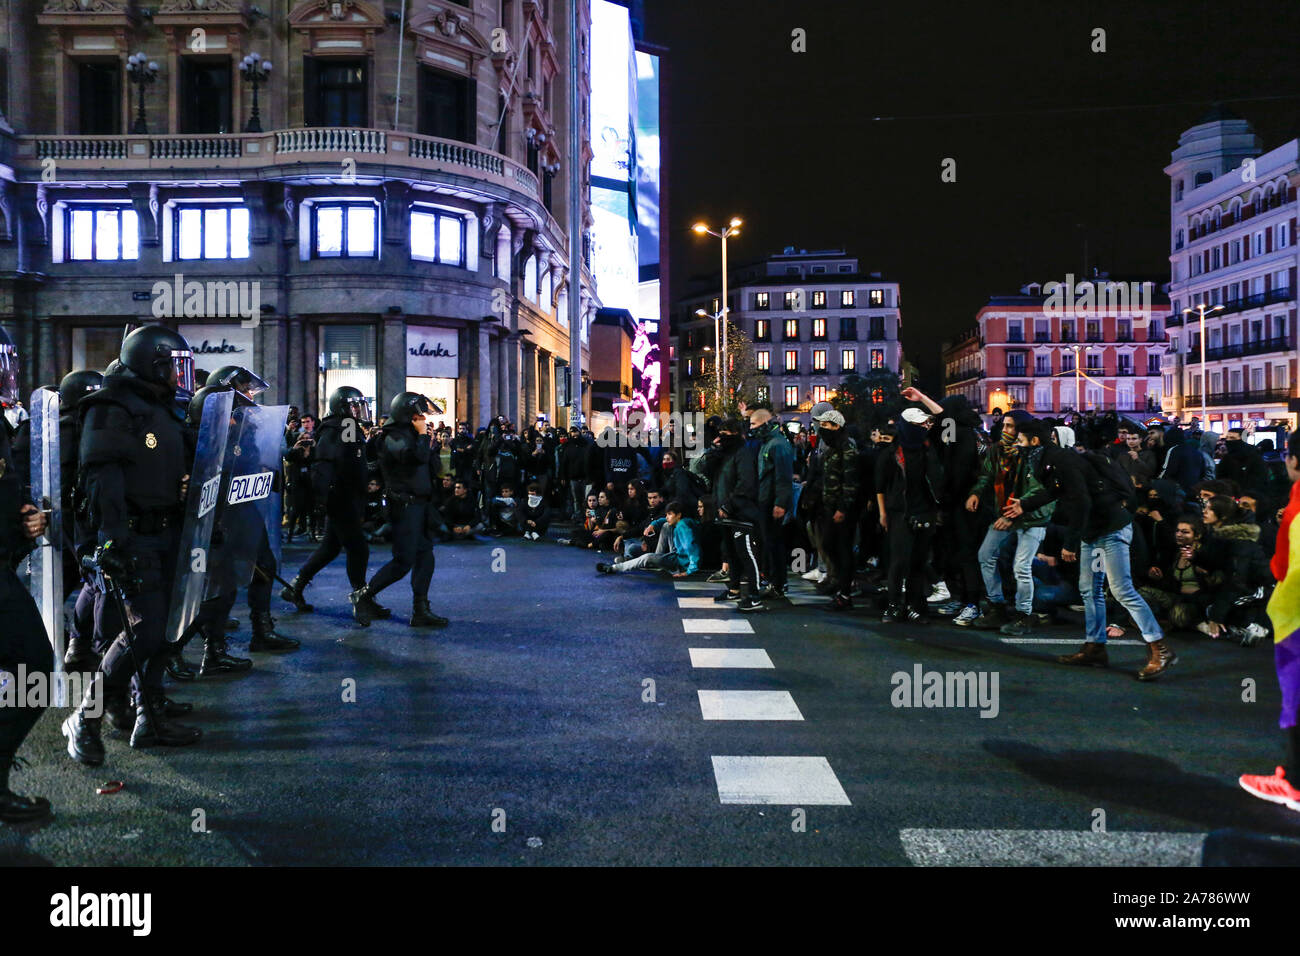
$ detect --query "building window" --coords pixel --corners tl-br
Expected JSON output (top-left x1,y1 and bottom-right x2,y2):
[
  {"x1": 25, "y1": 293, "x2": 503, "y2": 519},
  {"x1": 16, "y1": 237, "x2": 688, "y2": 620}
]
[
  {"x1": 1060, "y1": 352, "x2": 1075, "y2": 372},
  {"x1": 180, "y1": 57, "x2": 233, "y2": 134},
  {"x1": 305, "y1": 58, "x2": 368, "y2": 127},
  {"x1": 176, "y1": 205, "x2": 250, "y2": 260},
  {"x1": 77, "y1": 60, "x2": 121, "y2": 135},
  {"x1": 410, "y1": 207, "x2": 467, "y2": 266},
  {"x1": 784, "y1": 385, "x2": 799, "y2": 409},
  {"x1": 756, "y1": 385, "x2": 769, "y2": 405},
  {"x1": 754, "y1": 292, "x2": 770, "y2": 310},
  {"x1": 839, "y1": 265, "x2": 852, "y2": 273},
  {"x1": 869, "y1": 289, "x2": 885, "y2": 307},
  {"x1": 812, "y1": 349, "x2": 826, "y2": 371},
  {"x1": 870, "y1": 348, "x2": 884, "y2": 370},
  {"x1": 1007, "y1": 319, "x2": 1023, "y2": 343},
  {"x1": 841, "y1": 290, "x2": 855, "y2": 307},
  {"x1": 1147, "y1": 354, "x2": 1161, "y2": 375},
  {"x1": 416, "y1": 66, "x2": 473, "y2": 142},
  {"x1": 812, "y1": 385, "x2": 827, "y2": 403},
  {"x1": 754, "y1": 319, "x2": 770, "y2": 342},
  {"x1": 312, "y1": 202, "x2": 378, "y2": 258},
  {"x1": 67, "y1": 205, "x2": 139, "y2": 261},
  {"x1": 811, "y1": 290, "x2": 826, "y2": 309},
  {"x1": 784, "y1": 318, "x2": 799, "y2": 341},
  {"x1": 839, "y1": 316, "x2": 857, "y2": 340},
  {"x1": 783, "y1": 291, "x2": 798, "y2": 310},
  {"x1": 756, "y1": 350, "x2": 770, "y2": 371},
  {"x1": 319, "y1": 324, "x2": 377, "y2": 416},
  {"x1": 685, "y1": 358, "x2": 694, "y2": 377},
  {"x1": 784, "y1": 349, "x2": 798, "y2": 373},
  {"x1": 811, "y1": 318, "x2": 826, "y2": 340},
  {"x1": 840, "y1": 348, "x2": 855, "y2": 372},
  {"x1": 868, "y1": 316, "x2": 885, "y2": 340}
]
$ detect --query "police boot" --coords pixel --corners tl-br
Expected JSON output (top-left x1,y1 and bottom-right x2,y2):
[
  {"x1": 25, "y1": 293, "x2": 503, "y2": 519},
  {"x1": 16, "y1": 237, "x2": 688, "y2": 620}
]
[
  {"x1": 280, "y1": 575, "x2": 315, "y2": 613},
  {"x1": 410, "y1": 598, "x2": 449, "y2": 628},
  {"x1": 0, "y1": 756, "x2": 52, "y2": 824},
  {"x1": 200, "y1": 628, "x2": 253, "y2": 676},
  {"x1": 63, "y1": 634, "x2": 101, "y2": 673},
  {"x1": 349, "y1": 585, "x2": 381, "y2": 627},
  {"x1": 61, "y1": 686, "x2": 106, "y2": 767},
  {"x1": 132, "y1": 691, "x2": 192, "y2": 718},
  {"x1": 129, "y1": 699, "x2": 202, "y2": 749},
  {"x1": 103, "y1": 686, "x2": 134, "y2": 733},
  {"x1": 164, "y1": 644, "x2": 198, "y2": 682},
  {"x1": 250, "y1": 611, "x2": 301, "y2": 651}
]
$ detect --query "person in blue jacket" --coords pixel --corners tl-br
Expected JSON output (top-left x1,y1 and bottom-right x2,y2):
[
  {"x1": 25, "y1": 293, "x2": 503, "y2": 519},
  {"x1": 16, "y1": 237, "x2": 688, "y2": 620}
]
[{"x1": 596, "y1": 500, "x2": 701, "y2": 576}]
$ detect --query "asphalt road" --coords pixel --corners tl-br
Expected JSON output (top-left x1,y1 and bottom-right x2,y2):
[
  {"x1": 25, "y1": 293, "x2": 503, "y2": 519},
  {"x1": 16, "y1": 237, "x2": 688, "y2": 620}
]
[{"x1": 2, "y1": 533, "x2": 1294, "y2": 866}]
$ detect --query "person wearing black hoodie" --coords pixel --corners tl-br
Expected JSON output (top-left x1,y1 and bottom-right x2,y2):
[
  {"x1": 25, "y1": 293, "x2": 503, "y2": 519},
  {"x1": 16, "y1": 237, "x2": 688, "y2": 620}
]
[
  {"x1": 1010, "y1": 417, "x2": 1175, "y2": 680},
  {"x1": 1217, "y1": 429, "x2": 1267, "y2": 491},
  {"x1": 1159, "y1": 425, "x2": 1211, "y2": 497},
  {"x1": 711, "y1": 418, "x2": 766, "y2": 612},
  {"x1": 875, "y1": 415, "x2": 944, "y2": 621}
]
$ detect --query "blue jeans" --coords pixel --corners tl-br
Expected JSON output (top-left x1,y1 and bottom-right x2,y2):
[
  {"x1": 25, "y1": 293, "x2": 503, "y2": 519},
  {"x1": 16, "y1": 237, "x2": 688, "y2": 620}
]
[
  {"x1": 978, "y1": 525, "x2": 1045, "y2": 614},
  {"x1": 1078, "y1": 523, "x2": 1163, "y2": 645}
]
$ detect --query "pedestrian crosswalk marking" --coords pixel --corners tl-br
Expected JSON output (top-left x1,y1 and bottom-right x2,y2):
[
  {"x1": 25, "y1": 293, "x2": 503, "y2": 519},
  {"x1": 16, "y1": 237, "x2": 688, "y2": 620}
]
[
  {"x1": 998, "y1": 637, "x2": 1145, "y2": 646},
  {"x1": 674, "y1": 581, "x2": 722, "y2": 591},
  {"x1": 711, "y1": 756, "x2": 851, "y2": 805},
  {"x1": 698, "y1": 689, "x2": 803, "y2": 720},
  {"x1": 683, "y1": 618, "x2": 754, "y2": 634},
  {"x1": 678, "y1": 596, "x2": 733, "y2": 610},
  {"x1": 689, "y1": 647, "x2": 774, "y2": 669},
  {"x1": 898, "y1": 828, "x2": 1205, "y2": 866}
]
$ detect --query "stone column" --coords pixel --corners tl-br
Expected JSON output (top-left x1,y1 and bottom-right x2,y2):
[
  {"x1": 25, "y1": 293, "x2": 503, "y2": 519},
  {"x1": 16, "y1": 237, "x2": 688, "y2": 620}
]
[
  {"x1": 475, "y1": 322, "x2": 493, "y2": 425},
  {"x1": 505, "y1": 333, "x2": 522, "y2": 424},
  {"x1": 381, "y1": 316, "x2": 406, "y2": 410},
  {"x1": 286, "y1": 319, "x2": 303, "y2": 411},
  {"x1": 522, "y1": 340, "x2": 538, "y2": 425}
]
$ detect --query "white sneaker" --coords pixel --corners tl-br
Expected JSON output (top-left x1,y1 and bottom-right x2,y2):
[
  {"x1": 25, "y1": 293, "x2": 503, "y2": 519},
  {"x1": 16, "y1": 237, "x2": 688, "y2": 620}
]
[
  {"x1": 1240, "y1": 623, "x2": 1269, "y2": 647},
  {"x1": 801, "y1": 568, "x2": 821, "y2": 581},
  {"x1": 926, "y1": 582, "x2": 951, "y2": 604},
  {"x1": 953, "y1": 604, "x2": 980, "y2": 626}
]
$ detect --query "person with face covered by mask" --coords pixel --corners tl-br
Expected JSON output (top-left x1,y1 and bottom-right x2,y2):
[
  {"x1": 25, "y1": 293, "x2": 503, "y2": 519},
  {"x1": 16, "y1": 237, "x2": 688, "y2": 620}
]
[
  {"x1": 711, "y1": 418, "x2": 766, "y2": 612},
  {"x1": 519, "y1": 482, "x2": 550, "y2": 540},
  {"x1": 813, "y1": 407, "x2": 859, "y2": 609},
  {"x1": 875, "y1": 410, "x2": 944, "y2": 621}
]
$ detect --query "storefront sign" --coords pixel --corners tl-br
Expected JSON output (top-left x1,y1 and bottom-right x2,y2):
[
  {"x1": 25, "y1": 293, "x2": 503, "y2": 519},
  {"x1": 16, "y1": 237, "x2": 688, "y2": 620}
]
[
  {"x1": 406, "y1": 326, "x2": 459, "y2": 378},
  {"x1": 179, "y1": 324, "x2": 255, "y2": 362}
]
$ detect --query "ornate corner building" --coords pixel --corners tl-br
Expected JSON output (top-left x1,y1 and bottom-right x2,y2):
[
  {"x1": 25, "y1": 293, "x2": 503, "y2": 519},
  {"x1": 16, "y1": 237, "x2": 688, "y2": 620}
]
[{"x1": 0, "y1": 0, "x2": 610, "y2": 426}]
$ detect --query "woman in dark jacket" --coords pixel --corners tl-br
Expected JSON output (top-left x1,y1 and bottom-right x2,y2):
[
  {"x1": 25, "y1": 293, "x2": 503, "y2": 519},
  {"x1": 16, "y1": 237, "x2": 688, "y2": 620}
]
[{"x1": 1198, "y1": 495, "x2": 1273, "y2": 638}]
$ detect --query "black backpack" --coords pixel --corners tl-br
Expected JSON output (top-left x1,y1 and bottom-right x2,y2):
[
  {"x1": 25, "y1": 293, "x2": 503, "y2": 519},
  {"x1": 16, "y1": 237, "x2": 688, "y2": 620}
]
[{"x1": 1078, "y1": 450, "x2": 1135, "y2": 507}]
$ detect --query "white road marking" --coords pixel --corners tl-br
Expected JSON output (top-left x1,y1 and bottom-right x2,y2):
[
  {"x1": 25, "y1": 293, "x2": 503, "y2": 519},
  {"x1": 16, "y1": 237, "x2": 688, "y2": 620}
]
[
  {"x1": 999, "y1": 637, "x2": 1145, "y2": 646},
  {"x1": 899, "y1": 828, "x2": 1205, "y2": 866},
  {"x1": 689, "y1": 647, "x2": 774, "y2": 669},
  {"x1": 698, "y1": 689, "x2": 803, "y2": 721},
  {"x1": 678, "y1": 596, "x2": 733, "y2": 610},
  {"x1": 683, "y1": 618, "x2": 754, "y2": 634},
  {"x1": 711, "y1": 756, "x2": 851, "y2": 805},
  {"x1": 674, "y1": 581, "x2": 723, "y2": 591}
]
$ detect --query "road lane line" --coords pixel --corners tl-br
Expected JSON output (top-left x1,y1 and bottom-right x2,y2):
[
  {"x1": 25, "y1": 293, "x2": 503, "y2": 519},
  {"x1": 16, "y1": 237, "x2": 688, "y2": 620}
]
[{"x1": 683, "y1": 618, "x2": 754, "y2": 634}]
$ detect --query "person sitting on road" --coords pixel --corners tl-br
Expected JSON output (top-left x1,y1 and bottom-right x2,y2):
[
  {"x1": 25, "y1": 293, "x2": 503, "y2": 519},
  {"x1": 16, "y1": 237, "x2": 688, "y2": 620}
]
[
  {"x1": 519, "y1": 482, "x2": 550, "y2": 541},
  {"x1": 597, "y1": 500, "x2": 703, "y2": 577},
  {"x1": 444, "y1": 479, "x2": 485, "y2": 539}
]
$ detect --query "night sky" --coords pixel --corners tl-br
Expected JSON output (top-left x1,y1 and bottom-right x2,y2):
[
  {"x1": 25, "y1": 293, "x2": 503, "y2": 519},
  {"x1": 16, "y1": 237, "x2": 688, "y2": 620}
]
[{"x1": 644, "y1": 0, "x2": 1300, "y2": 391}]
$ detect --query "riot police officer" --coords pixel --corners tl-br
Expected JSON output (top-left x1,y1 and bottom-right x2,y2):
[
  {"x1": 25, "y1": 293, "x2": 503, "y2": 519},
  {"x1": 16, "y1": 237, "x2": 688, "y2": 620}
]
[
  {"x1": 57, "y1": 370, "x2": 104, "y2": 672},
  {"x1": 281, "y1": 385, "x2": 383, "y2": 617},
  {"x1": 0, "y1": 324, "x2": 54, "y2": 821},
  {"x1": 63, "y1": 326, "x2": 202, "y2": 764},
  {"x1": 204, "y1": 366, "x2": 298, "y2": 653},
  {"x1": 349, "y1": 392, "x2": 448, "y2": 628}
]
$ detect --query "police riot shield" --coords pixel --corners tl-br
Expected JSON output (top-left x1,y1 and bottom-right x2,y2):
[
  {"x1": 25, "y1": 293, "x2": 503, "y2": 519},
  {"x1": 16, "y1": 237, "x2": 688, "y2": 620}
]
[
  {"x1": 167, "y1": 389, "x2": 235, "y2": 644},
  {"x1": 24, "y1": 388, "x2": 64, "y2": 699},
  {"x1": 218, "y1": 402, "x2": 290, "y2": 591}
]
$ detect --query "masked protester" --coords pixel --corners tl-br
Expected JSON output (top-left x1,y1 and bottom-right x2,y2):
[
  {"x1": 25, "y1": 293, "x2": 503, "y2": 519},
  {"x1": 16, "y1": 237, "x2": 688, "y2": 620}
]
[
  {"x1": 812, "y1": 407, "x2": 859, "y2": 609},
  {"x1": 711, "y1": 418, "x2": 766, "y2": 613}
]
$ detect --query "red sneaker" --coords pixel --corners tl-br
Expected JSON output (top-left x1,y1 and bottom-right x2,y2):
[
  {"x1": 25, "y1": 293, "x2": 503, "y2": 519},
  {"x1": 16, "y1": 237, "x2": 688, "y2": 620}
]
[{"x1": 1239, "y1": 767, "x2": 1300, "y2": 811}]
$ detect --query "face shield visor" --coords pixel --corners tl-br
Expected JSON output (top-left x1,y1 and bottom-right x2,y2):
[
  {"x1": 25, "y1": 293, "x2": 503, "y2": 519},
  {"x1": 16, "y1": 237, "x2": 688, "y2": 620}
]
[
  {"x1": 233, "y1": 369, "x2": 270, "y2": 399},
  {"x1": 171, "y1": 350, "x2": 196, "y2": 394},
  {"x1": 0, "y1": 342, "x2": 18, "y2": 406}
]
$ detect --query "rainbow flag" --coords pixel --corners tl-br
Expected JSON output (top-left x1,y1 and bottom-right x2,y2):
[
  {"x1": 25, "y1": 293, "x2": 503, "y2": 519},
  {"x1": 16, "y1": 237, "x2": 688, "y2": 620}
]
[{"x1": 1269, "y1": 480, "x2": 1300, "y2": 729}]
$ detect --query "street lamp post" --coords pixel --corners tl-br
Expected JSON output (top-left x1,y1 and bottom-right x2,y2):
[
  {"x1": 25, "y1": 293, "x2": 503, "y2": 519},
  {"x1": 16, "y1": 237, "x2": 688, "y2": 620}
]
[
  {"x1": 695, "y1": 307, "x2": 724, "y2": 403},
  {"x1": 1183, "y1": 303, "x2": 1224, "y2": 427},
  {"x1": 126, "y1": 53, "x2": 159, "y2": 134},
  {"x1": 239, "y1": 52, "x2": 273, "y2": 133},
  {"x1": 692, "y1": 218, "x2": 743, "y2": 399}
]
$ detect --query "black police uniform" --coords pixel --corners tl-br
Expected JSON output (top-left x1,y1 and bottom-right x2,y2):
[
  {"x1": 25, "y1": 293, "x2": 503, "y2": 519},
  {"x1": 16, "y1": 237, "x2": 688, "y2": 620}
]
[
  {"x1": 287, "y1": 413, "x2": 371, "y2": 596},
  {"x1": 0, "y1": 415, "x2": 55, "y2": 821},
  {"x1": 63, "y1": 372, "x2": 201, "y2": 761}
]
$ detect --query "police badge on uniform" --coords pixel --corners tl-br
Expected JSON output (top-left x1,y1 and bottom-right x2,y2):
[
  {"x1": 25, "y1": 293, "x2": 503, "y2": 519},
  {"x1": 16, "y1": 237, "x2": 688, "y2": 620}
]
[{"x1": 145, "y1": 433, "x2": 158, "y2": 449}]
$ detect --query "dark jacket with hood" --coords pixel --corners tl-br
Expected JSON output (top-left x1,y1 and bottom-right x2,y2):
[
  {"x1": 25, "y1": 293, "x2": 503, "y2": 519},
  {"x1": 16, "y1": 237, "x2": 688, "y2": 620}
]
[
  {"x1": 818, "y1": 429, "x2": 859, "y2": 517},
  {"x1": 874, "y1": 428, "x2": 943, "y2": 518},
  {"x1": 1199, "y1": 519, "x2": 1272, "y2": 596},
  {"x1": 1216, "y1": 439, "x2": 1267, "y2": 492},
  {"x1": 931, "y1": 395, "x2": 983, "y2": 508},
  {"x1": 714, "y1": 434, "x2": 762, "y2": 525},
  {"x1": 1015, "y1": 440, "x2": 1098, "y2": 552},
  {"x1": 1160, "y1": 427, "x2": 1210, "y2": 495},
  {"x1": 753, "y1": 419, "x2": 795, "y2": 512}
]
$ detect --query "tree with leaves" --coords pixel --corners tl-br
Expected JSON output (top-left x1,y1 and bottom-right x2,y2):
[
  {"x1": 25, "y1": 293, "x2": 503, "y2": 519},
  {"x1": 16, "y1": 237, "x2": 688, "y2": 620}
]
[
  {"x1": 699, "y1": 320, "x2": 761, "y2": 418},
  {"x1": 832, "y1": 367, "x2": 903, "y2": 432}
]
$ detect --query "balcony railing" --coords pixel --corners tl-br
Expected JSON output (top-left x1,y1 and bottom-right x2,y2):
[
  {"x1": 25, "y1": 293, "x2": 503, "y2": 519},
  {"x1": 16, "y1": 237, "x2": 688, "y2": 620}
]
[
  {"x1": 1034, "y1": 333, "x2": 1051, "y2": 343},
  {"x1": 1006, "y1": 333, "x2": 1025, "y2": 343},
  {"x1": 1005, "y1": 367, "x2": 1029, "y2": 378},
  {"x1": 1216, "y1": 287, "x2": 1295, "y2": 317},
  {"x1": 1204, "y1": 336, "x2": 1291, "y2": 361},
  {"x1": 1184, "y1": 387, "x2": 1294, "y2": 407},
  {"x1": 20, "y1": 126, "x2": 542, "y2": 203},
  {"x1": 1115, "y1": 368, "x2": 1134, "y2": 377}
]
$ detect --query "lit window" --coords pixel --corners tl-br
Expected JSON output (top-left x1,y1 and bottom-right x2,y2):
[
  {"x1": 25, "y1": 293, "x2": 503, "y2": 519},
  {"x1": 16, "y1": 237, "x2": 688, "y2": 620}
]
[
  {"x1": 812, "y1": 385, "x2": 827, "y2": 403},
  {"x1": 812, "y1": 318, "x2": 826, "y2": 339},
  {"x1": 869, "y1": 289, "x2": 885, "y2": 306},
  {"x1": 410, "y1": 207, "x2": 467, "y2": 266},
  {"x1": 841, "y1": 348, "x2": 855, "y2": 371},
  {"x1": 177, "y1": 205, "x2": 250, "y2": 261},
  {"x1": 812, "y1": 349, "x2": 826, "y2": 371},
  {"x1": 783, "y1": 291, "x2": 798, "y2": 310},
  {"x1": 754, "y1": 319, "x2": 770, "y2": 341},
  {"x1": 870, "y1": 349, "x2": 884, "y2": 370},
  {"x1": 68, "y1": 205, "x2": 139, "y2": 261},
  {"x1": 784, "y1": 349, "x2": 798, "y2": 372},
  {"x1": 756, "y1": 350, "x2": 770, "y2": 371},
  {"x1": 811, "y1": 290, "x2": 826, "y2": 309},
  {"x1": 871, "y1": 388, "x2": 883, "y2": 404},
  {"x1": 756, "y1": 385, "x2": 769, "y2": 404},
  {"x1": 784, "y1": 318, "x2": 799, "y2": 340},
  {"x1": 754, "y1": 292, "x2": 770, "y2": 310},
  {"x1": 840, "y1": 290, "x2": 854, "y2": 307},
  {"x1": 313, "y1": 203, "x2": 377, "y2": 258},
  {"x1": 784, "y1": 385, "x2": 799, "y2": 408}
]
